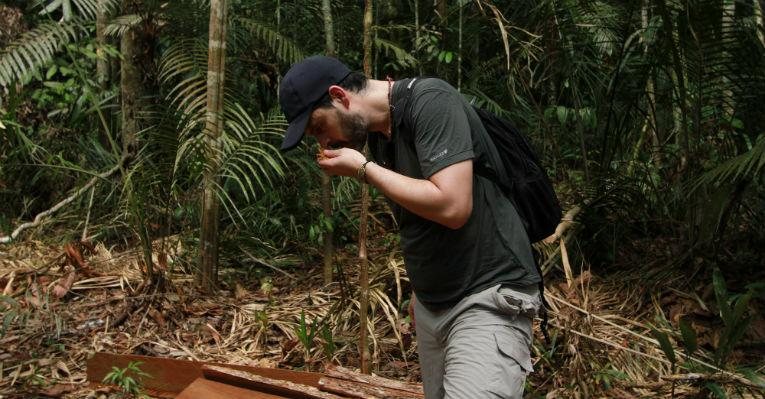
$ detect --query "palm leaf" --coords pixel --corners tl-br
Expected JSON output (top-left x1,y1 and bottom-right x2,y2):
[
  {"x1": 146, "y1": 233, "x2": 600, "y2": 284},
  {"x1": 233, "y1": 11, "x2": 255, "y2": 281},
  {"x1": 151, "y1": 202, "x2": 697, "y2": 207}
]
[
  {"x1": 0, "y1": 20, "x2": 88, "y2": 87},
  {"x1": 104, "y1": 14, "x2": 145, "y2": 38},
  {"x1": 692, "y1": 134, "x2": 765, "y2": 191},
  {"x1": 36, "y1": 0, "x2": 119, "y2": 21},
  {"x1": 235, "y1": 18, "x2": 304, "y2": 65},
  {"x1": 374, "y1": 37, "x2": 418, "y2": 69}
]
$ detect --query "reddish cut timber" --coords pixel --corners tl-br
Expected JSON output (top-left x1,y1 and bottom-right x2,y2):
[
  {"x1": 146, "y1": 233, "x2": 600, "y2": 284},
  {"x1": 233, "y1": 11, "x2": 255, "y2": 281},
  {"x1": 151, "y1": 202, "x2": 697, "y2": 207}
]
[
  {"x1": 176, "y1": 378, "x2": 289, "y2": 399},
  {"x1": 324, "y1": 365, "x2": 423, "y2": 397},
  {"x1": 202, "y1": 365, "x2": 345, "y2": 399},
  {"x1": 87, "y1": 352, "x2": 323, "y2": 397}
]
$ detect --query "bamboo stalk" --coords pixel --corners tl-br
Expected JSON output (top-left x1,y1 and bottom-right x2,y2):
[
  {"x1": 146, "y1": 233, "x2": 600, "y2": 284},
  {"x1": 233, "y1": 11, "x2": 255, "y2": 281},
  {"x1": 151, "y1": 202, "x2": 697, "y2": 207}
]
[{"x1": 356, "y1": 0, "x2": 374, "y2": 375}]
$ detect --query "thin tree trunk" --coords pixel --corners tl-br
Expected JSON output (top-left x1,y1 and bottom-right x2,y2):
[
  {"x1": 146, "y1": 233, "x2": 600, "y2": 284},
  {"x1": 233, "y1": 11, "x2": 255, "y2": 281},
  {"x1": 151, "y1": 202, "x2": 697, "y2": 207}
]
[
  {"x1": 321, "y1": 0, "x2": 336, "y2": 286},
  {"x1": 120, "y1": 1, "x2": 140, "y2": 154},
  {"x1": 435, "y1": 0, "x2": 446, "y2": 22},
  {"x1": 457, "y1": 2, "x2": 462, "y2": 91},
  {"x1": 414, "y1": 0, "x2": 421, "y2": 75},
  {"x1": 358, "y1": 0, "x2": 374, "y2": 375},
  {"x1": 96, "y1": 0, "x2": 109, "y2": 89},
  {"x1": 721, "y1": 0, "x2": 735, "y2": 120},
  {"x1": 120, "y1": 0, "x2": 154, "y2": 282},
  {"x1": 199, "y1": 0, "x2": 228, "y2": 293}
]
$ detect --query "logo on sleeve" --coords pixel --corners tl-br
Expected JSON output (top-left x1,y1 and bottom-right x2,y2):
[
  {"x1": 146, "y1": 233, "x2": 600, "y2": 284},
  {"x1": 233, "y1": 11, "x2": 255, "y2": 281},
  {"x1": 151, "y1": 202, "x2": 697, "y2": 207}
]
[{"x1": 428, "y1": 148, "x2": 448, "y2": 162}]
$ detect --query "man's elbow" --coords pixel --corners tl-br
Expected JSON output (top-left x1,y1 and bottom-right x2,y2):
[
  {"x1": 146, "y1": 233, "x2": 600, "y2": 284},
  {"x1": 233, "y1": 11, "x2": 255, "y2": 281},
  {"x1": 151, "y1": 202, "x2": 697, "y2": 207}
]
[{"x1": 442, "y1": 201, "x2": 473, "y2": 230}]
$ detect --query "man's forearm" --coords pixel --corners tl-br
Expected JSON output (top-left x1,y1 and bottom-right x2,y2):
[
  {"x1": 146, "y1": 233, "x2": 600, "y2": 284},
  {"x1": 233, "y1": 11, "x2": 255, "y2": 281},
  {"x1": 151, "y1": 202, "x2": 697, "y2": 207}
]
[{"x1": 364, "y1": 162, "x2": 472, "y2": 229}]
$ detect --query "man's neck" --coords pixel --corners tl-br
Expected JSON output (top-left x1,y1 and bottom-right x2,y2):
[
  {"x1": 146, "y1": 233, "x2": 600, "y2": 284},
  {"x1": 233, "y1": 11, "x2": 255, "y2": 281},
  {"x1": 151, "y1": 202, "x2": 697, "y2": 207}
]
[{"x1": 364, "y1": 79, "x2": 394, "y2": 139}]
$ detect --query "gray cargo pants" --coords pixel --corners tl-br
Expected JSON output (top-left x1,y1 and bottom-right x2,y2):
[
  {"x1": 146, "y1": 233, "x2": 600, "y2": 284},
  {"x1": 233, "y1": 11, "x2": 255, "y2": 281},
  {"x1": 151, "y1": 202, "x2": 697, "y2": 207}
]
[{"x1": 414, "y1": 284, "x2": 540, "y2": 399}]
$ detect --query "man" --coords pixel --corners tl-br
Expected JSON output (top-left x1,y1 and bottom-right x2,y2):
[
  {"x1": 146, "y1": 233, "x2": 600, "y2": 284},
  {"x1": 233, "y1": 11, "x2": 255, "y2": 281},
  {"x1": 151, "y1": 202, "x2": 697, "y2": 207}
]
[{"x1": 279, "y1": 55, "x2": 541, "y2": 399}]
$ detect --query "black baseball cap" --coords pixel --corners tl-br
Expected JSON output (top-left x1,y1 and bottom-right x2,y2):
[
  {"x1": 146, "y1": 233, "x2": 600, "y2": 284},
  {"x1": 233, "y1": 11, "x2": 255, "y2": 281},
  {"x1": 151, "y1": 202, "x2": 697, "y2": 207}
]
[{"x1": 279, "y1": 55, "x2": 351, "y2": 151}]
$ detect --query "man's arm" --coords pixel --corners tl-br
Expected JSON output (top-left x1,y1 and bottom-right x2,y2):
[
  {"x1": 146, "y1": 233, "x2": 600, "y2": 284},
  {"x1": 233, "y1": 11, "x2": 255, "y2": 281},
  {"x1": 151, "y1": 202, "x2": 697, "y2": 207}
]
[{"x1": 318, "y1": 148, "x2": 473, "y2": 230}]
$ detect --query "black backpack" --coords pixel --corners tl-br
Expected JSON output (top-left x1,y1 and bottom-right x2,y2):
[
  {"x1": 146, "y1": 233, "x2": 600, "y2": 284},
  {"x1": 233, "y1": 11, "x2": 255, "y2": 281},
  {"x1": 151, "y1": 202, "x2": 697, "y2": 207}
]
[
  {"x1": 472, "y1": 106, "x2": 562, "y2": 242},
  {"x1": 400, "y1": 78, "x2": 562, "y2": 243}
]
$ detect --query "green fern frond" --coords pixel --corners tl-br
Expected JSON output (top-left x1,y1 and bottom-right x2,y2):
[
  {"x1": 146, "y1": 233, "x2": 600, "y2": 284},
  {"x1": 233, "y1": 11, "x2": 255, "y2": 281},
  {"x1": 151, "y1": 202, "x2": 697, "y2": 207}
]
[
  {"x1": 219, "y1": 105, "x2": 286, "y2": 202},
  {"x1": 0, "y1": 20, "x2": 87, "y2": 87},
  {"x1": 236, "y1": 18, "x2": 304, "y2": 65},
  {"x1": 374, "y1": 37, "x2": 418, "y2": 69},
  {"x1": 35, "y1": 0, "x2": 119, "y2": 21},
  {"x1": 105, "y1": 14, "x2": 144, "y2": 38},
  {"x1": 461, "y1": 87, "x2": 510, "y2": 117},
  {"x1": 693, "y1": 134, "x2": 765, "y2": 191},
  {"x1": 158, "y1": 40, "x2": 210, "y2": 148}
]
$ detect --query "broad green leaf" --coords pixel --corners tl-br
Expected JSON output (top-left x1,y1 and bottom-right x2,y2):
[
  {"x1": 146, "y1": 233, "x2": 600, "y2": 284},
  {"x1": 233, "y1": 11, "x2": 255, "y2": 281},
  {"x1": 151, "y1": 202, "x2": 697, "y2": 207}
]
[
  {"x1": 731, "y1": 291, "x2": 752, "y2": 325},
  {"x1": 713, "y1": 269, "x2": 732, "y2": 326},
  {"x1": 705, "y1": 382, "x2": 727, "y2": 398},
  {"x1": 46, "y1": 65, "x2": 57, "y2": 79},
  {"x1": 678, "y1": 318, "x2": 697, "y2": 356},
  {"x1": 650, "y1": 327, "x2": 676, "y2": 364},
  {"x1": 556, "y1": 106, "x2": 568, "y2": 126}
]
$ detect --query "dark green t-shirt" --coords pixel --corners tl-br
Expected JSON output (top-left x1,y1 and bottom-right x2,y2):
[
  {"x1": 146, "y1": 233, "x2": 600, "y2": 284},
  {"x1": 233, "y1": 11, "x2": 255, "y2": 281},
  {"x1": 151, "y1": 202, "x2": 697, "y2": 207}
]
[{"x1": 370, "y1": 78, "x2": 540, "y2": 309}]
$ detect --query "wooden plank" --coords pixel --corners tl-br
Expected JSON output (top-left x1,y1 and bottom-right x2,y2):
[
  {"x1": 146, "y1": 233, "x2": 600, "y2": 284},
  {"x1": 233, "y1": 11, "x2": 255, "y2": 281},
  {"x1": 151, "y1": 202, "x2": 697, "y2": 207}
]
[
  {"x1": 202, "y1": 365, "x2": 345, "y2": 399},
  {"x1": 176, "y1": 378, "x2": 289, "y2": 399},
  {"x1": 324, "y1": 365, "x2": 423, "y2": 397},
  {"x1": 87, "y1": 352, "x2": 323, "y2": 396},
  {"x1": 319, "y1": 376, "x2": 422, "y2": 399}
]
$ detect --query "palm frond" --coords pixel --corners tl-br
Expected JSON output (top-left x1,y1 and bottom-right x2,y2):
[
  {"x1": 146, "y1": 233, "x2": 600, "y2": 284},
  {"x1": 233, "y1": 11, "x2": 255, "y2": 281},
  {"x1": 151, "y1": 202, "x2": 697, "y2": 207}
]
[
  {"x1": 374, "y1": 37, "x2": 418, "y2": 70},
  {"x1": 692, "y1": 134, "x2": 765, "y2": 191},
  {"x1": 0, "y1": 19, "x2": 87, "y2": 87},
  {"x1": 219, "y1": 106, "x2": 286, "y2": 202},
  {"x1": 36, "y1": 0, "x2": 119, "y2": 21},
  {"x1": 104, "y1": 14, "x2": 144, "y2": 38},
  {"x1": 236, "y1": 18, "x2": 304, "y2": 65}
]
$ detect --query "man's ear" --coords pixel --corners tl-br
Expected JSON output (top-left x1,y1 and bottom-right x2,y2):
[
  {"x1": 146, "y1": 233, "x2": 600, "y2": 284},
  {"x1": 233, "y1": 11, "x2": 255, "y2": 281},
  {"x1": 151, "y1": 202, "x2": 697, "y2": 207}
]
[{"x1": 328, "y1": 85, "x2": 350, "y2": 109}]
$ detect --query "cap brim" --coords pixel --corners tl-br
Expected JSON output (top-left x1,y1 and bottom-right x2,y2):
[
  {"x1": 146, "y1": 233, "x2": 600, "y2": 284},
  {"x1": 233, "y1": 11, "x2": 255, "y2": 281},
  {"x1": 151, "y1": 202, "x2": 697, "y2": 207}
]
[{"x1": 280, "y1": 110, "x2": 311, "y2": 151}]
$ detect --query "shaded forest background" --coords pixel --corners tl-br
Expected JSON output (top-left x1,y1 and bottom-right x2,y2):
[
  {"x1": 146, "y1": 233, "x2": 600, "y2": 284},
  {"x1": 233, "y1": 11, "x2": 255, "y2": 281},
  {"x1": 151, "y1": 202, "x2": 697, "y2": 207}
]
[{"x1": 1, "y1": 0, "x2": 764, "y2": 397}]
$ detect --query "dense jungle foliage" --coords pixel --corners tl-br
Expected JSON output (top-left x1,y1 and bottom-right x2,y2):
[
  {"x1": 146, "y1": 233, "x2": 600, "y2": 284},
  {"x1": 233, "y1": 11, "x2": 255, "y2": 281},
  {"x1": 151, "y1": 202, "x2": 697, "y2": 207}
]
[{"x1": 1, "y1": 0, "x2": 765, "y2": 396}]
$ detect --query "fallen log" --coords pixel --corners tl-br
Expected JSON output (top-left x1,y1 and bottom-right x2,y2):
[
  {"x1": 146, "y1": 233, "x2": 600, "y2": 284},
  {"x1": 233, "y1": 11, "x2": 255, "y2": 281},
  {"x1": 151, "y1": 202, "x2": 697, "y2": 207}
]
[
  {"x1": 323, "y1": 365, "x2": 423, "y2": 398},
  {"x1": 202, "y1": 365, "x2": 344, "y2": 399}
]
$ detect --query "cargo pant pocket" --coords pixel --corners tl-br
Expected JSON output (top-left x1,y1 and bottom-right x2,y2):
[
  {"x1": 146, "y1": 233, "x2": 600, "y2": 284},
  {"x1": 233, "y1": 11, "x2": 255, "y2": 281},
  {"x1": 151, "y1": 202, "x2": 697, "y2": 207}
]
[{"x1": 487, "y1": 327, "x2": 533, "y2": 398}]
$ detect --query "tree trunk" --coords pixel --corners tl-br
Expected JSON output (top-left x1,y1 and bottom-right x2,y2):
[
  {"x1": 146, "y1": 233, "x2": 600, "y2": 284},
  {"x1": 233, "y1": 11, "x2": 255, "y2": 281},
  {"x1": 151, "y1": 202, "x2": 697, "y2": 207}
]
[
  {"x1": 199, "y1": 0, "x2": 228, "y2": 293},
  {"x1": 414, "y1": 0, "x2": 421, "y2": 75},
  {"x1": 358, "y1": 0, "x2": 374, "y2": 375},
  {"x1": 321, "y1": 0, "x2": 335, "y2": 286},
  {"x1": 120, "y1": 0, "x2": 154, "y2": 282},
  {"x1": 457, "y1": 2, "x2": 465, "y2": 91},
  {"x1": 96, "y1": 0, "x2": 109, "y2": 89},
  {"x1": 120, "y1": 1, "x2": 140, "y2": 154}
]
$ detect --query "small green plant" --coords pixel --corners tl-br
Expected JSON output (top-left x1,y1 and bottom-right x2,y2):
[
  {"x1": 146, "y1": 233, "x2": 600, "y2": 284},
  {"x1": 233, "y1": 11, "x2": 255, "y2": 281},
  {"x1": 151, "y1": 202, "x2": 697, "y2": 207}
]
[
  {"x1": 652, "y1": 270, "x2": 765, "y2": 399},
  {"x1": 294, "y1": 310, "x2": 319, "y2": 361},
  {"x1": 320, "y1": 322, "x2": 336, "y2": 359},
  {"x1": 592, "y1": 362, "x2": 628, "y2": 390},
  {"x1": 711, "y1": 268, "x2": 754, "y2": 366},
  {"x1": 1, "y1": 295, "x2": 29, "y2": 338},
  {"x1": 102, "y1": 361, "x2": 151, "y2": 398}
]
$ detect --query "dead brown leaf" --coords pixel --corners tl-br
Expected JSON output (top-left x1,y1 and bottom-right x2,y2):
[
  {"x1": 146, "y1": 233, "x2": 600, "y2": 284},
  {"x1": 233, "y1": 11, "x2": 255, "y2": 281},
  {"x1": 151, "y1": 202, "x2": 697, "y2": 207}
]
[
  {"x1": 52, "y1": 270, "x2": 77, "y2": 299},
  {"x1": 235, "y1": 282, "x2": 249, "y2": 300},
  {"x1": 148, "y1": 307, "x2": 166, "y2": 329},
  {"x1": 39, "y1": 382, "x2": 79, "y2": 397}
]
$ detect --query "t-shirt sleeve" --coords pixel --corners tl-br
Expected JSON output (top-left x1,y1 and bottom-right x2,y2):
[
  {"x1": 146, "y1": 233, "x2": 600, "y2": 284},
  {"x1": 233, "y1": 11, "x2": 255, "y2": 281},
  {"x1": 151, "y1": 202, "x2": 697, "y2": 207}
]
[{"x1": 410, "y1": 83, "x2": 475, "y2": 178}]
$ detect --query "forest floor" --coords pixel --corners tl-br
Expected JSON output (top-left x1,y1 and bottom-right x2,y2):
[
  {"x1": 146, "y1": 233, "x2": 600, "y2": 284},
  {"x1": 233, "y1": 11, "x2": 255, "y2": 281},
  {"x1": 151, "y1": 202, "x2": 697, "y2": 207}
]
[{"x1": 1, "y1": 237, "x2": 764, "y2": 398}]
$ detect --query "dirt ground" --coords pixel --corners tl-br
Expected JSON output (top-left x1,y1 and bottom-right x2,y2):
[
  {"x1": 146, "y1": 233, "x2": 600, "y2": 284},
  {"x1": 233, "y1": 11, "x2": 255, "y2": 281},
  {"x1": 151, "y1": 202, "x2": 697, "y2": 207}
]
[{"x1": 1, "y1": 238, "x2": 764, "y2": 398}]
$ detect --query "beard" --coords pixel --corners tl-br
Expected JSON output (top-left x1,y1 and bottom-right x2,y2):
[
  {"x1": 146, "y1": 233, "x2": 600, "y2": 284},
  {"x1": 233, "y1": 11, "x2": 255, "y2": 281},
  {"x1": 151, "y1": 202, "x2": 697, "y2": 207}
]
[{"x1": 337, "y1": 111, "x2": 368, "y2": 152}]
